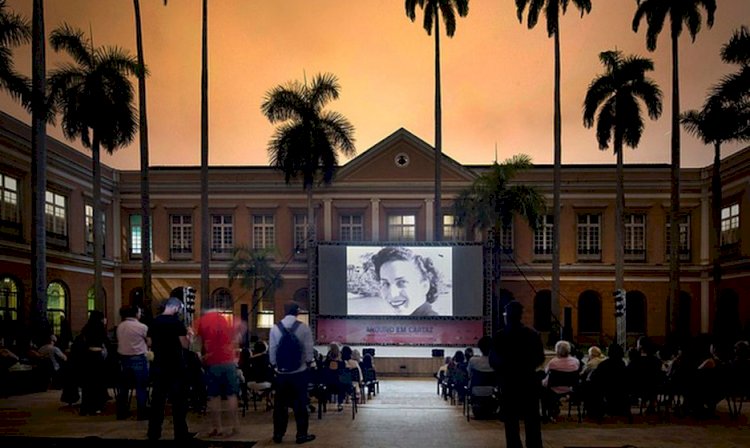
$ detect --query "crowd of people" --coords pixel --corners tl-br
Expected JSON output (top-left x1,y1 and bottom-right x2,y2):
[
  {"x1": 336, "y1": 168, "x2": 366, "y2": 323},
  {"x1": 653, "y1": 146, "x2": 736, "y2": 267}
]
[{"x1": 435, "y1": 301, "x2": 750, "y2": 448}]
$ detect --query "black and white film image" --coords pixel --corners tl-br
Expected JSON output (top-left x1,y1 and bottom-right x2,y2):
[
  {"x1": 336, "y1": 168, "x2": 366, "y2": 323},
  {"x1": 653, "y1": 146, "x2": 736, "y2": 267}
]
[{"x1": 346, "y1": 246, "x2": 453, "y2": 316}]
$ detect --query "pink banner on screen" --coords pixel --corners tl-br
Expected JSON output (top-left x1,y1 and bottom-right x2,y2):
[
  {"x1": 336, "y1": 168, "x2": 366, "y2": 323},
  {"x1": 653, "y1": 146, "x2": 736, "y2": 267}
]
[{"x1": 316, "y1": 318, "x2": 483, "y2": 345}]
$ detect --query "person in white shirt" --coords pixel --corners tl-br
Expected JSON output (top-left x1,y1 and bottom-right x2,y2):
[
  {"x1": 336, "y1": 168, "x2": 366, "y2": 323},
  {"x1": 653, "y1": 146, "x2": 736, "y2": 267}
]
[{"x1": 116, "y1": 305, "x2": 150, "y2": 420}]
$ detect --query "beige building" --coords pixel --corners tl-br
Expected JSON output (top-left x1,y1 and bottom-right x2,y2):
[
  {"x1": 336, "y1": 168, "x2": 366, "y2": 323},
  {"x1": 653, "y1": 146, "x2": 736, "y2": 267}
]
[{"x1": 1, "y1": 111, "x2": 749, "y2": 345}]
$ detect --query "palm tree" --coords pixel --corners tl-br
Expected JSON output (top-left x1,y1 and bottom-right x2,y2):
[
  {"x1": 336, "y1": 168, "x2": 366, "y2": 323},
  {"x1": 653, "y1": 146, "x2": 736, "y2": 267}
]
[
  {"x1": 133, "y1": 0, "x2": 168, "y2": 318},
  {"x1": 228, "y1": 246, "x2": 282, "y2": 338},
  {"x1": 200, "y1": 0, "x2": 209, "y2": 312},
  {"x1": 681, "y1": 27, "x2": 750, "y2": 319},
  {"x1": 48, "y1": 24, "x2": 139, "y2": 314},
  {"x1": 30, "y1": 0, "x2": 46, "y2": 335},
  {"x1": 633, "y1": 0, "x2": 716, "y2": 334},
  {"x1": 516, "y1": 0, "x2": 592, "y2": 328},
  {"x1": 405, "y1": 0, "x2": 469, "y2": 241},
  {"x1": 583, "y1": 50, "x2": 662, "y2": 344},
  {"x1": 261, "y1": 72, "x2": 355, "y2": 257},
  {"x1": 0, "y1": 0, "x2": 30, "y2": 105},
  {"x1": 452, "y1": 154, "x2": 545, "y2": 331}
]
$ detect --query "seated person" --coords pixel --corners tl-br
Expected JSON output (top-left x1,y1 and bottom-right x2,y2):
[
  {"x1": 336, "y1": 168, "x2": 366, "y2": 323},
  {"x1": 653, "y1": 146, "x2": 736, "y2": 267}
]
[
  {"x1": 580, "y1": 346, "x2": 605, "y2": 381},
  {"x1": 38, "y1": 334, "x2": 67, "y2": 388},
  {"x1": 588, "y1": 343, "x2": 630, "y2": 418},
  {"x1": 323, "y1": 343, "x2": 345, "y2": 410},
  {"x1": 541, "y1": 340, "x2": 580, "y2": 419},
  {"x1": 626, "y1": 336, "x2": 664, "y2": 411},
  {"x1": 245, "y1": 341, "x2": 273, "y2": 393},
  {"x1": 341, "y1": 346, "x2": 363, "y2": 400},
  {"x1": 467, "y1": 336, "x2": 497, "y2": 419},
  {"x1": 448, "y1": 350, "x2": 469, "y2": 403}
]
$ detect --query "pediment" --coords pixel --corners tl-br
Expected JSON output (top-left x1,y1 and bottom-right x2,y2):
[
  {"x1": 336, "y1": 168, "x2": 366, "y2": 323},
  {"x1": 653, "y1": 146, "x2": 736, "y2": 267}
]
[{"x1": 336, "y1": 128, "x2": 477, "y2": 184}]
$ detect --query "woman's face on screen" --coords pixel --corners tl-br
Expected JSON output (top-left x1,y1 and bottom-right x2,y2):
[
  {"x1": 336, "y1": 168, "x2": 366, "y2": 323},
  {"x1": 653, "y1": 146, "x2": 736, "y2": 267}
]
[{"x1": 378, "y1": 259, "x2": 429, "y2": 314}]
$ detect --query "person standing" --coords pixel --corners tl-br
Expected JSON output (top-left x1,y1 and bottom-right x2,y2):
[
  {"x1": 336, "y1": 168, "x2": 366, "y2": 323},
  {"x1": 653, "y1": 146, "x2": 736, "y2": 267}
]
[
  {"x1": 116, "y1": 305, "x2": 150, "y2": 420},
  {"x1": 79, "y1": 310, "x2": 109, "y2": 416},
  {"x1": 269, "y1": 302, "x2": 315, "y2": 444},
  {"x1": 197, "y1": 308, "x2": 240, "y2": 437},
  {"x1": 147, "y1": 297, "x2": 195, "y2": 441},
  {"x1": 492, "y1": 301, "x2": 545, "y2": 448}
]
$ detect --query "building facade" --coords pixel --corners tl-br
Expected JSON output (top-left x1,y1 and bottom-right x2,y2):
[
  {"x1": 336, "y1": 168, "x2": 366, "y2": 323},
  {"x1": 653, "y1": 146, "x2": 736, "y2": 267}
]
[{"x1": 1, "y1": 112, "x2": 749, "y2": 345}]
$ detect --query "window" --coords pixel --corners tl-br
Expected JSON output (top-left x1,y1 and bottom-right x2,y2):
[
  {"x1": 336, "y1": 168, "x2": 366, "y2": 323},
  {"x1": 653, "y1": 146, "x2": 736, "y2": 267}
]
[
  {"x1": 387, "y1": 214, "x2": 416, "y2": 241},
  {"x1": 498, "y1": 221, "x2": 513, "y2": 254},
  {"x1": 293, "y1": 214, "x2": 309, "y2": 251},
  {"x1": 253, "y1": 214, "x2": 275, "y2": 249},
  {"x1": 45, "y1": 190, "x2": 67, "y2": 246},
  {"x1": 46, "y1": 281, "x2": 67, "y2": 337},
  {"x1": 211, "y1": 214, "x2": 233, "y2": 258},
  {"x1": 721, "y1": 203, "x2": 740, "y2": 246},
  {"x1": 130, "y1": 214, "x2": 142, "y2": 257},
  {"x1": 578, "y1": 290, "x2": 602, "y2": 334},
  {"x1": 666, "y1": 214, "x2": 691, "y2": 261},
  {"x1": 210, "y1": 288, "x2": 234, "y2": 324},
  {"x1": 577, "y1": 213, "x2": 601, "y2": 260},
  {"x1": 443, "y1": 214, "x2": 465, "y2": 241},
  {"x1": 625, "y1": 213, "x2": 646, "y2": 261},
  {"x1": 170, "y1": 214, "x2": 193, "y2": 258},
  {"x1": 533, "y1": 215, "x2": 554, "y2": 259},
  {"x1": 84, "y1": 204, "x2": 106, "y2": 256},
  {"x1": 340, "y1": 214, "x2": 363, "y2": 241},
  {"x1": 0, "y1": 173, "x2": 20, "y2": 236},
  {"x1": 0, "y1": 276, "x2": 19, "y2": 321},
  {"x1": 257, "y1": 310, "x2": 274, "y2": 329},
  {"x1": 87, "y1": 286, "x2": 96, "y2": 314}
]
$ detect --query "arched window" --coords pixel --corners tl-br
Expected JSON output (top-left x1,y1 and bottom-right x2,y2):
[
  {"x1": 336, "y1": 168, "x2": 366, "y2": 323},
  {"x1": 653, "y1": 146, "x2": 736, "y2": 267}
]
[
  {"x1": 626, "y1": 291, "x2": 647, "y2": 334},
  {"x1": 47, "y1": 281, "x2": 69, "y2": 336},
  {"x1": 85, "y1": 286, "x2": 106, "y2": 316},
  {"x1": 0, "y1": 276, "x2": 20, "y2": 321},
  {"x1": 210, "y1": 287, "x2": 234, "y2": 323},
  {"x1": 578, "y1": 290, "x2": 602, "y2": 334},
  {"x1": 534, "y1": 290, "x2": 552, "y2": 332}
]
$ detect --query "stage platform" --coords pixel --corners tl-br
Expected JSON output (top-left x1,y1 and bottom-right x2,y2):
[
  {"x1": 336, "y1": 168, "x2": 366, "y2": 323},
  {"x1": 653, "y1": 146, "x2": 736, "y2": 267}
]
[{"x1": 313, "y1": 345, "x2": 471, "y2": 377}]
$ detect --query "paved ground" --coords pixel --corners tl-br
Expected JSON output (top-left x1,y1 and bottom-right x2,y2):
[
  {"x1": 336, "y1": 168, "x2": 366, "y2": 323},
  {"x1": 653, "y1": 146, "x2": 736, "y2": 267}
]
[{"x1": 1, "y1": 378, "x2": 749, "y2": 447}]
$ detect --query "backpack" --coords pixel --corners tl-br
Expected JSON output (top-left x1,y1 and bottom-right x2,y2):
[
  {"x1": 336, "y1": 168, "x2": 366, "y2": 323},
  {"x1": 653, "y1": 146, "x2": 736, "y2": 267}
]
[{"x1": 276, "y1": 321, "x2": 303, "y2": 373}]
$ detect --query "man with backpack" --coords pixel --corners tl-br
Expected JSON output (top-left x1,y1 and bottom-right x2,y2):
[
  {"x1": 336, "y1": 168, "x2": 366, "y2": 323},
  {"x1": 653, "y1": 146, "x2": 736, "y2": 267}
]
[{"x1": 269, "y1": 302, "x2": 315, "y2": 444}]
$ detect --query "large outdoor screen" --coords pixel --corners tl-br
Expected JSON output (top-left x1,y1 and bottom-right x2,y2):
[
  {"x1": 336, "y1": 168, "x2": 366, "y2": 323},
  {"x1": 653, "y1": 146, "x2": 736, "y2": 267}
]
[{"x1": 318, "y1": 244, "x2": 484, "y2": 317}]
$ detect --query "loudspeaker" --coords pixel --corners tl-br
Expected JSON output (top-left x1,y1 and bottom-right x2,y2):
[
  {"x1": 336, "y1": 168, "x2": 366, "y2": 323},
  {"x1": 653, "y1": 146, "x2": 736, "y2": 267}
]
[
  {"x1": 562, "y1": 307, "x2": 573, "y2": 342},
  {"x1": 363, "y1": 348, "x2": 375, "y2": 357},
  {"x1": 431, "y1": 349, "x2": 444, "y2": 357}
]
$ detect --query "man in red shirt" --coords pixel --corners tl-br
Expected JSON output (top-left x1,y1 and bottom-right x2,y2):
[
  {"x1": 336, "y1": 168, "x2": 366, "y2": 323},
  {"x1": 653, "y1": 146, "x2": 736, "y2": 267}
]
[{"x1": 197, "y1": 309, "x2": 240, "y2": 437}]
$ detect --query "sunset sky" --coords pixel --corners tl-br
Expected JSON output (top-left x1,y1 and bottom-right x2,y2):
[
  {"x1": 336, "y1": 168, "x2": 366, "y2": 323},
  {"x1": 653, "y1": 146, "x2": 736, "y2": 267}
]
[{"x1": 1, "y1": 0, "x2": 748, "y2": 170}]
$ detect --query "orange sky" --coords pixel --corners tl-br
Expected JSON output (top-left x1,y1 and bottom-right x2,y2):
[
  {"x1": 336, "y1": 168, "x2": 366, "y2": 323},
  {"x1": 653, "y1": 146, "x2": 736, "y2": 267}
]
[{"x1": 1, "y1": 0, "x2": 748, "y2": 170}]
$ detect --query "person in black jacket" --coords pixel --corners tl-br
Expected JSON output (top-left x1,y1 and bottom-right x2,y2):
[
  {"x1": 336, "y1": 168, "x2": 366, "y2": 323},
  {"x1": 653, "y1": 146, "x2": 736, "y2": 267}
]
[{"x1": 492, "y1": 301, "x2": 545, "y2": 448}]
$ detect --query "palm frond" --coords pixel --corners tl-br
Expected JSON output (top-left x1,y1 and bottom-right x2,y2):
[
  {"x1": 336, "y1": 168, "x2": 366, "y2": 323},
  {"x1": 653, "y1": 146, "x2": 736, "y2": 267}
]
[
  {"x1": 0, "y1": 1, "x2": 30, "y2": 47},
  {"x1": 308, "y1": 72, "x2": 340, "y2": 112},
  {"x1": 49, "y1": 23, "x2": 93, "y2": 68},
  {"x1": 721, "y1": 26, "x2": 750, "y2": 66}
]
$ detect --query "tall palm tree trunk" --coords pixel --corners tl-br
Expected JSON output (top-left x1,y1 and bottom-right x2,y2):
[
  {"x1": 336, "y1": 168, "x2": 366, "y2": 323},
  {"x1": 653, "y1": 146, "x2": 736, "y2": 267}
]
[
  {"x1": 711, "y1": 142, "x2": 722, "y2": 306},
  {"x1": 433, "y1": 6, "x2": 442, "y2": 242},
  {"x1": 668, "y1": 34, "x2": 681, "y2": 335},
  {"x1": 615, "y1": 138, "x2": 625, "y2": 345},
  {"x1": 307, "y1": 184, "x2": 314, "y2": 304},
  {"x1": 30, "y1": 0, "x2": 48, "y2": 334},
  {"x1": 551, "y1": 28, "x2": 562, "y2": 334},
  {"x1": 92, "y1": 135, "x2": 104, "y2": 313},
  {"x1": 200, "y1": 0, "x2": 210, "y2": 310},
  {"x1": 133, "y1": 0, "x2": 153, "y2": 315}
]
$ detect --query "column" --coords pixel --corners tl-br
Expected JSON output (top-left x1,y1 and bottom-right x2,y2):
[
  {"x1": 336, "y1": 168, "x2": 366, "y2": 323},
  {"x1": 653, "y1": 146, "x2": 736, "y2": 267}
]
[
  {"x1": 701, "y1": 271, "x2": 710, "y2": 333},
  {"x1": 700, "y1": 185, "x2": 710, "y2": 265},
  {"x1": 323, "y1": 199, "x2": 332, "y2": 241},
  {"x1": 371, "y1": 198, "x2": 380, "y2": 242},
  {"x1": 424, "y1": 199, "x2": 434, "y2": 242}
]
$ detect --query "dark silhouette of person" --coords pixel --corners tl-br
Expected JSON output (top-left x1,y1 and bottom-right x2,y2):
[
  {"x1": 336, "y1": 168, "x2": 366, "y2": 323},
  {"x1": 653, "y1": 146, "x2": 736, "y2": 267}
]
[
  {"x1": 492, "y1": 301, "x2": 545, "y2": 448},
  {"x1": 147, "y1": 297, "x2": 194, "y2": 441}
]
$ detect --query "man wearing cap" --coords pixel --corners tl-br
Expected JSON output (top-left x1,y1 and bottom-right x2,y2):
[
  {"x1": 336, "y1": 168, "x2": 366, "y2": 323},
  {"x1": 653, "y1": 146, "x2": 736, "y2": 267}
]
[
  {"x1": 269, "y1": 302, "x2": 315, "y2": 445},
  {"x1": 492, "y1": 300, "x2": 545, "y2": 448}
]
